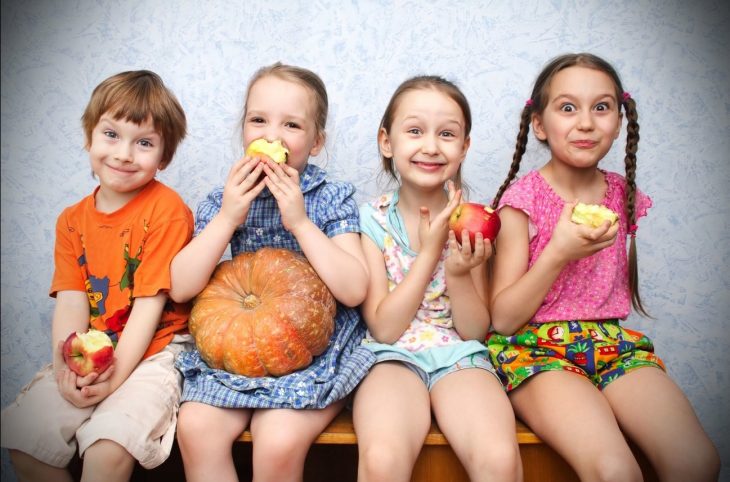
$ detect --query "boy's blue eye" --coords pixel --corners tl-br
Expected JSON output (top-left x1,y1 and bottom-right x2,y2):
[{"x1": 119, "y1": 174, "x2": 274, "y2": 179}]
[
  {"x1": 139, "y1": 139, "x2": 153, "y2": 147},
  {"x1": 104, "y1": 130, "x2": 118, "y2": 138}
]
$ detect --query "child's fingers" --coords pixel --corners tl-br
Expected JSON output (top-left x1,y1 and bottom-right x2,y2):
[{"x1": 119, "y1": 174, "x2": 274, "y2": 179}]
[
  {"x1": 75, "y1": 371, "x2": 99, "y2": 388},
  {"x1": 93, "y1": 362, "x2": 115, "y2": 384},
  {"x1": 560, "y1": 199, "x2": 578, "y2": 222},
  {"x1": 228, "y1": 157, "x2": 260, "y2": 186},
  {"x1": 472, "y1": 232, "x2": 486, "y2": 258},
  {"x1": 447, "y1": 230, "x2": 460, "y2": 253},
  {"x1": 459, "y1": 229, "x2": 473, "y2": 253}
]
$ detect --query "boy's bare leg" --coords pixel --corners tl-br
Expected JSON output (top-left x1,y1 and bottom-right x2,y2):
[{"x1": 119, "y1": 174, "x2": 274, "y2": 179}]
[{"x1": 9, "y1": 449, "x2": 74, "y2": 482}]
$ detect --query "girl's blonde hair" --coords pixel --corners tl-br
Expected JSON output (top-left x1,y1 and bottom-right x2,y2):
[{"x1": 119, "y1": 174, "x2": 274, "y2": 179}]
[{"x1": 492, "y1": 53, "x2": 647, "y2": 316}]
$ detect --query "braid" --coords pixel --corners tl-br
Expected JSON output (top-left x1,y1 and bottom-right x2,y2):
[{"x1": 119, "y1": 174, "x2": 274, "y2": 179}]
[
  {"x1": 492, "y1": 106, "x2": 531, "y2": 209},
  {"x1": 623, "y1": 96, "x2": 650, "y2": 317}
]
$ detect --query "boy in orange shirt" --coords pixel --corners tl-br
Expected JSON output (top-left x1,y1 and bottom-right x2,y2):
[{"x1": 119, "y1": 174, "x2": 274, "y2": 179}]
[{"x1": 1, "y1": 70, "x2": 194, "y2": 481}]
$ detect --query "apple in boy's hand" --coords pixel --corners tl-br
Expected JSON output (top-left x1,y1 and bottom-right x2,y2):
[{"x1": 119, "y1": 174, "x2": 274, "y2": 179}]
[
  {"x1": 448, "y1": 202, "x2": 501, "y2": 245},
  {"x1": 245, "y1": 139, "x2": 289, "y2": 164},
  {"x1": 571, "y1": 203, "x2": 618, "y2": 228},
  {"x1": 62, "y1": 329, "x2": 114, "y2": 376}
]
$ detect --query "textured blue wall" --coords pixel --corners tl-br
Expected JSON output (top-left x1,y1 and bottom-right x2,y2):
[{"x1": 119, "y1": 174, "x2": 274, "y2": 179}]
[{"x1": 2, "y1": 1, "x2": 729, "y2": 480}]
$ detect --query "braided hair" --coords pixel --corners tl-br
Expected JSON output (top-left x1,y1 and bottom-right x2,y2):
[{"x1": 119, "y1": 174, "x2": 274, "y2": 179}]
[{"x1": 492, "y1": 53, "x2": 649, "y2": 316}]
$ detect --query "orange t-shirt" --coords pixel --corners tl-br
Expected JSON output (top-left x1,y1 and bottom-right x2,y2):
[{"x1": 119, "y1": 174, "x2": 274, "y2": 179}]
[{"x1": 50, "y1": 180, "x2": 194, "y2": 359}]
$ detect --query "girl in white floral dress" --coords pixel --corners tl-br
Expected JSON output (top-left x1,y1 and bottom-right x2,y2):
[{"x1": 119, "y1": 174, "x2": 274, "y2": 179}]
[{"x1": 352, "y1": 75, "x2": 523, "y2": 482}]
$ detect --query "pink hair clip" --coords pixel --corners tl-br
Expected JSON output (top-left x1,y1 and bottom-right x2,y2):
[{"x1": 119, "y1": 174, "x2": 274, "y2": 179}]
[
  {"x1": 628, "y1": 224, "x2": 638, "y2": 237},
  {"x1": 622, "y1": 92, "x2": 632, "y2": 102},
  {"x1": 525, "y1": 99, "x2": 534, "y2": 107}
]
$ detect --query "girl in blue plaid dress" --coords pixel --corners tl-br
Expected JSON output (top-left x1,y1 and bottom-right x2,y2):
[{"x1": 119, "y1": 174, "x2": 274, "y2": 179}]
[{"x1": 168, "y1": 63, "x2": 375, "y2": 482}]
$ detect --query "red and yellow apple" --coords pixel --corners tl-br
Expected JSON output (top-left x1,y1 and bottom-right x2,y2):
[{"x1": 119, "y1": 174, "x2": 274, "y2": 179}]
[
  {"x1": 448, "y1": 203, "x2": 501, "y2": 245},
  {"x1": 245, "y1": 139, "x2": 289, "y2": 164},
  {"x1": 571, "y1": 203, "x2": 618, "y2": 228},
  {"x1": 62, "y1": 329, "x2": 114, "y2": 376}
]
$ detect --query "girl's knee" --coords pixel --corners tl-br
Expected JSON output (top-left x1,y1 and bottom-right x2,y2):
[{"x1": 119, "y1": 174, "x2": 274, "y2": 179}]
[
  {"x1": 461, "y1": 441, "x2": 522, "y2": 481},
  {"x1": 358, "y1": 442, "x2": 416, "y2": 482},
  {"x1": 583, "y1": 451, "x2": 642, "y2": 482},
  {"x1": 254, "y1": 430, "x2": 310, "y2": 463}
]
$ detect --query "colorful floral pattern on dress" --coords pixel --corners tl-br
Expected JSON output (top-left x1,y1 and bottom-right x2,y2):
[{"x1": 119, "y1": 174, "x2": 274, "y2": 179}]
[{"x1": 362, "y1": 192, "x2": 463, "y2": 352}]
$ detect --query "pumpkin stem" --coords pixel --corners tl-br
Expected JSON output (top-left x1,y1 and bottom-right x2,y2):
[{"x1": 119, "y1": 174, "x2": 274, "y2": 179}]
[{"x1": 242, "y1": 294, "x2": 261, "y2": 310}]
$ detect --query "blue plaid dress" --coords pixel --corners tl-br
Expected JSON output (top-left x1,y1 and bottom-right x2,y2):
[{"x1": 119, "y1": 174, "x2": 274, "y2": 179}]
[{"x1": 176, "y1": 164, "x2": 375, "y2": 409}]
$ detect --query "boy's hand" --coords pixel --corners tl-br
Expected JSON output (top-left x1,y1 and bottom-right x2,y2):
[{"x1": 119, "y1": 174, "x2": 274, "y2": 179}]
[
  {"x1": 55, "y1": 366, "x2": 114, "y2": 408},
  {"x1": 220, "y1": 156, "x2": 267, "y2": 229},
  {"x1": 263, "y1": 160, "x2": 307, "y2": 233},
  {"x1": 548, "y1": 200, "x2": 619, "y2": 263},
  {"x1": 445, "y1": 230, "x2": 491, "y2": 276},
  {"x1": 54, "y1": 341, "x2": 115, "y2": 408}
]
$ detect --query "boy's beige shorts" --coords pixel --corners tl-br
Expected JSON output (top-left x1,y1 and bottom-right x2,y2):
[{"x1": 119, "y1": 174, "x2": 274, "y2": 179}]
[{"x1": 1, "y1": 334, "x2": 192, "y2": 469}]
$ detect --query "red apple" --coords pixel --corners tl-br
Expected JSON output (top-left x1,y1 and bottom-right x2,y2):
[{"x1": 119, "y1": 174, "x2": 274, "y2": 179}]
[
  {"x1": 448, "y1": 202, "x2": 501, "y2": 245},
  {"x1": 62, "y1": 329, "x2": 114, "y2": 376}
]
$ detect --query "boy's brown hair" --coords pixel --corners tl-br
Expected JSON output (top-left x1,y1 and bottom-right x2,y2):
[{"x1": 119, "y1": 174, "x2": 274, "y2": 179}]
[{"x1": 82, "y1": 70, "x2": 187, "y2": 169}]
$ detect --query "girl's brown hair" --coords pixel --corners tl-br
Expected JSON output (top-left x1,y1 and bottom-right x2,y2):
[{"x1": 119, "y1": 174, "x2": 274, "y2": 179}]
[
  {"x1": 492, "y1": 53, "x2": 648, "y2": 316},
  {"x1": 378, "y1": 75, "x2": 472, "y2": 193},
  {"x1": 241, "y1": 62, "x2": 328, "y2": 144},
  {"x1": 82, "y1": 70, "x2": 187, "y2": 170}
]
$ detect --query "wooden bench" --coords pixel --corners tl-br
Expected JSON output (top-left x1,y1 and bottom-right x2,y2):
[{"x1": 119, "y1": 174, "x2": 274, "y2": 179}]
[
  {"x1": 236, "y1": 410, "x2": 658, "y2": 482},
  {"x1": 79, "y1": 409, "x2": 657, "y2": 481}
]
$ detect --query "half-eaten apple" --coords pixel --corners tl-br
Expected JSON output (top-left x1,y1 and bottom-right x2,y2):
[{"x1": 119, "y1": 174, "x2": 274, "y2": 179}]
[
  {"x1": 448, "y1": 202, "x2": 501, "y2": 246},
  {"x1": 245, "y1": 139, "x2": 289, "y2": 164},
  {"x1": 571, "y1": 203, "x2": 618, "y2": 228},
  {"x1": 62, "y1": 329, "x2": 114, "y2": 377}
]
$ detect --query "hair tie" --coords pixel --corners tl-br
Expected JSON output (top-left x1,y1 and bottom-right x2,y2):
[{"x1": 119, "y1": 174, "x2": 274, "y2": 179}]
[
  {"x1": 525, "y1": 99, "x2": 534, "y2": 108},
  {"x1": 622, "y1": 92, "x2": 632, "y2": 102},
  {"x1": 628, "y1": 224, "x2": 638, "y2": 238}
]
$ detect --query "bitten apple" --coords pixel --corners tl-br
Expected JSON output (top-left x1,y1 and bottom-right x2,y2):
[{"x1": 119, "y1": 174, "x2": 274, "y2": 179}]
[
  {"x1": 571, "y1": 203, "x2": 618, "y2": 228},
  {"x1": 448, "y1": 202, "x2": 501, "y2": 245},
  {"x1": 62, "y1": 329, "x2": 114, "y2": 376},
  {"x1": 245, "y1": 139, "x2": 289, "y2": 164}
]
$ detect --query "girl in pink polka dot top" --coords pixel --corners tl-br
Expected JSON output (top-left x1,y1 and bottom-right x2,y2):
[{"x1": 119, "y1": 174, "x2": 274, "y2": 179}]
[{"x1": 486, "y1": 52, "x2": 719, "y2": 482}]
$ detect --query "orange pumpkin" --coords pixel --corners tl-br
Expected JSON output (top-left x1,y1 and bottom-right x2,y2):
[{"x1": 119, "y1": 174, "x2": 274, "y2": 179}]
[{"x1": 190, "y1": 247, "x2": 336, "y2": 377}]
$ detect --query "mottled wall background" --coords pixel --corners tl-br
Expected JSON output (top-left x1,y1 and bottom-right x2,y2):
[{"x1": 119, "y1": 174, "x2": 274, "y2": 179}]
[{"x1": 2, "y1": 0, "x2": 729, "y2": 480}]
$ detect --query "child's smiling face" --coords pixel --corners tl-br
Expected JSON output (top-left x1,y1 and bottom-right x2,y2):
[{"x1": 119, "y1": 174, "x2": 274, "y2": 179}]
[
  {"x1": 88, "y1": 113, "x2": 163, "y2": 210},
  {"x1": 379, "y1": 87, "x2": 469, "y2": 190}
]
